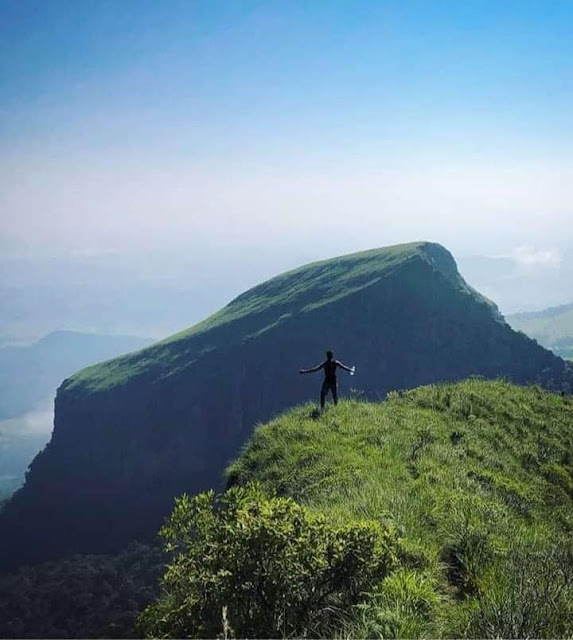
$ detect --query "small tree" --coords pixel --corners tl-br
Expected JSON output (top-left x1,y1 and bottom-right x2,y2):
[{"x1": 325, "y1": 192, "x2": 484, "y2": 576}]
[{"x1": 138, "y1": 484, "x2": 398, "y2": 638}]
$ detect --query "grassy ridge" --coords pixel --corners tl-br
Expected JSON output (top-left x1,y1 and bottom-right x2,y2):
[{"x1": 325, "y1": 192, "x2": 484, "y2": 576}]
[
  {"x1": 161, "y1": 242, "x2": 428, "y2": 343},
  {"x1": 65, "y1": 242, "x2": 428, "y2": 393},
  {"x1": 64, "y1": 242, "x2": 490, "y2": 395},
  {"x1": 227, "y1": 379, "x2": 573, "y2": 637}
]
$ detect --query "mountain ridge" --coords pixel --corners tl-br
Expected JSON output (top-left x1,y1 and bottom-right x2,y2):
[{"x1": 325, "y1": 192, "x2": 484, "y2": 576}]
[
  {"x1": 2, "y1": 380, "x2": 572, "y2": 638},
  {"x1": 509, "y1": 301, "x2": 573, "y2": 321},
  {"x1": 63, "y1": 242, "x2": 499, "y2": 396}
]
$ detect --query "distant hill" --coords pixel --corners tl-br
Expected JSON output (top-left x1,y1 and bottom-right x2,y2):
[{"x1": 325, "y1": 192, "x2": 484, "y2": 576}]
[
  {"x1": 0, "y1": 330, "x2": 152, "y2": 420},
  {"x1": 0, "y1": 242, "x2": 571, "y2": 570},
  {"x1": 457, "y1": 251, "x2": 573, "y2": 314},
  {"x1": 507, "y1": 303, "x2": 573, "y2": 359},
  {"x1": 222, "y1": 380, "x2": 573, "y2": 638}
]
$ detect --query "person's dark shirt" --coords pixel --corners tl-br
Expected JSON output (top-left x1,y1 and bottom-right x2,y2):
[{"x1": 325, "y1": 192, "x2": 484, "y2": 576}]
[{"x1": 322, "y1": 360, "x2": 339, "y2": 384}]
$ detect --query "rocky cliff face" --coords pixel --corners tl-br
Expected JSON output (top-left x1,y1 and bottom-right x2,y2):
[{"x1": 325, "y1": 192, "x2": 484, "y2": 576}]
[{"x1": 1, "y1": 242, "x2": 570, "y2": 569}]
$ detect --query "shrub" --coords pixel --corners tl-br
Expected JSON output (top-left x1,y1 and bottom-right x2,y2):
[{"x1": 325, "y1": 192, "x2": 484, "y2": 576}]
[{"x1": 138, "y1": 484, "x2": 399, "y2": 638}]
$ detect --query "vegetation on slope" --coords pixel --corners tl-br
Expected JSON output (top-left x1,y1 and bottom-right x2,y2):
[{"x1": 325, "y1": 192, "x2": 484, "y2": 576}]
[
  {"x1": 144, "y1": 379, "x2": 573, "y2": 638},
  {"x1": 139, "y1": 487, "x2": 399, "y2": 639},
  {"x1": 63, "y1": 242, "x2": 491, "y2": 395},
  {"x1": 0, "y1": 543, "x2": 165, "y2": 639},
  {"x1": 508, "y1": 302, "x2": 573, "y2": 359}
]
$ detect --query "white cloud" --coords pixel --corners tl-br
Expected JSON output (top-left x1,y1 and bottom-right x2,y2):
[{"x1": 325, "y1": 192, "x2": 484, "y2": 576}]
[
  {"x1": 0, "y1": 398, "x2": 54, "y2": 436},
  {"x1": 507, "y1": 246, "x2": 562, "y2": 267}
]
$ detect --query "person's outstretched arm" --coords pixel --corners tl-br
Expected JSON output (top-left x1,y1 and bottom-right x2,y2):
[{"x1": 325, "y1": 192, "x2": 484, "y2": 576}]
[
  {"x1": 336, "y1": 360, "x2": 354, "y2": 373},
  {"x1": 300, "y1": 362, "x2": 325, "y2": 374}
]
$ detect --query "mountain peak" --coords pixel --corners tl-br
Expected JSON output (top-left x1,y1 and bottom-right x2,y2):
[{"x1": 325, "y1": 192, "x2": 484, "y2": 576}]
[
  {"x1": 164, "y1": 241, "x2": 474, "y2": 345},
  {"x1": 417, "y1": 241, "x2": 459, "y2": 279}
]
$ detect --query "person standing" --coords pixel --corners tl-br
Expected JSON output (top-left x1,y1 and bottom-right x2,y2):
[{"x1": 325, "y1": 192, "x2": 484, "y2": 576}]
[{"x1": 300, "y1": 350, "x2": 355, "y2": 409}]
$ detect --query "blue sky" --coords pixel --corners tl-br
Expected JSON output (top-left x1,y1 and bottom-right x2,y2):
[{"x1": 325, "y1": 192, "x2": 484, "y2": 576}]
[
  {"x1": 3, "y1": 1, "x2": 572, "y2": 155},
  {"x1": 1, "y1": 1, "x2": 572, "y2": 264}
]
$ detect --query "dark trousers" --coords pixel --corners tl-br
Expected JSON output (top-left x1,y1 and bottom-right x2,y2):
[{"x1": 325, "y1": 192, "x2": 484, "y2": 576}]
[{"x1": 321, "y1": 379, "x2": 338, "y2": 408}]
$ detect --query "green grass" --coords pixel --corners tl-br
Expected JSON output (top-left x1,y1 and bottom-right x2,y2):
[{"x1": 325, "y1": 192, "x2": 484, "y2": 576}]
[
  {"x1": 227, "y1": 379, "x2": 573, "y2": 637},
  {"x1": 159, "y1": 242, "x2": 429, "y2": 343},
  {"x1": 65, "y1": 241, "x2": 475, "y2": 394}
]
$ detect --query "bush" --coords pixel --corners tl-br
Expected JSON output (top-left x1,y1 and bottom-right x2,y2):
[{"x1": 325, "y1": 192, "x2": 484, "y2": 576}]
[{"x1": 138, "y1": 484, "x2": 399, "y2": 638}]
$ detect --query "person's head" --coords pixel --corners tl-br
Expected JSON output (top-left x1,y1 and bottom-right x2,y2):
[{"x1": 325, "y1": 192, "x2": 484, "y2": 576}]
[{"x1": 326, "y1": 350, "x2": 333, "y2": 360}]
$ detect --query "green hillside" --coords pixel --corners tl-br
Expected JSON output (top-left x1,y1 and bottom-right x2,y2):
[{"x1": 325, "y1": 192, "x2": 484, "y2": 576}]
[
  {"x1": 508, "y1": 303, "x2": 573, "y2": 359},
  {"x1": 220, "y1": 379, "x2": 573, "y2": 637},
  {"x1": 64, "y1": 241, "x2": 494, "y2": 395}
]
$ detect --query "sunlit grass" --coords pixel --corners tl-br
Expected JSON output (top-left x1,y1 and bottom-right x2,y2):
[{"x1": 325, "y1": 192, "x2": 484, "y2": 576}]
[
  {"x1": 62, "y1": 242, "x2": 487, "y2": 394},
  {"x1": 227, "y1": 379, "x2": 573, "y2": 637}
]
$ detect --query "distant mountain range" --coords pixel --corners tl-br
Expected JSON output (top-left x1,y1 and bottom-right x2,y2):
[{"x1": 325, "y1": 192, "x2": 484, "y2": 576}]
[
  {"x1": 457, "y1": 252, "x2": 573, "y2": 314},
  {"x1": 507, "y1": 303, "x2": 573, "y2": 360},
  {"x1": 0, "y1": 242, "x2": 571, "y2": 570}
]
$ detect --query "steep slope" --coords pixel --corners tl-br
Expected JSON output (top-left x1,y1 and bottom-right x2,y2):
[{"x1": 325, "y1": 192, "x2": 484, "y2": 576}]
[
  {"x1": 507, "y1": 302, "x2": 573, "y2": 359},
  {"x1": 0, "y1": 242, "x2": 571, "y2": 569},
  {"x1": 225, "y1": 380, "x2": 573, "y2": 637}
]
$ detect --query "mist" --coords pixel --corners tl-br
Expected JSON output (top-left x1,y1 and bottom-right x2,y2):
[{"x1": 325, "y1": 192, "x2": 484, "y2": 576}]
[{"x1": 0, "y1": 398, "x2": 53, "y2": 438}]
